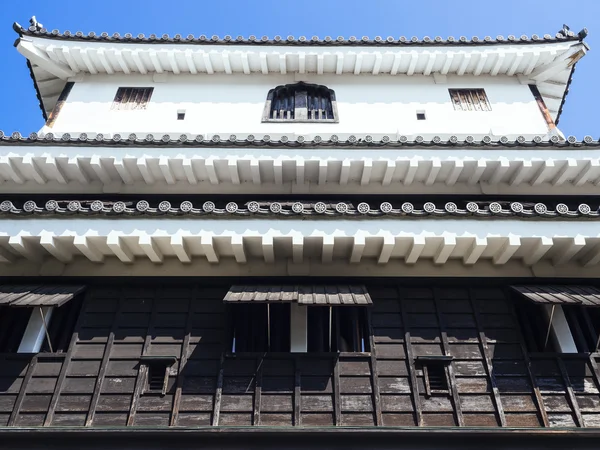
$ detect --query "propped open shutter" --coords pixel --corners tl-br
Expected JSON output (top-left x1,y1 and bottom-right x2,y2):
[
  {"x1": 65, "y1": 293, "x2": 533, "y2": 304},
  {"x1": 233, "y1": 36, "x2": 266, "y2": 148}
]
[
  {"x1": 0, "y1": 285, "x2": 86, "y2": 307},
  {"x1": 510, "y1": 285, "x2": 600, "y2": 307},
  {"x1": 224, "y1": 285, "x2": 372, "y2": 305}
]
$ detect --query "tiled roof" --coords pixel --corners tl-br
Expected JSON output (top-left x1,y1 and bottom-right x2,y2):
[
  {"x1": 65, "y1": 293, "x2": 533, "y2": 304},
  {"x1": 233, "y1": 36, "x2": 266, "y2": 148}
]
[
  {"x1": 0, "y1": 132, "x2": 598, "y2": 147},
  {"x1": 2, "y1": 198, "x2": 599, "y2": 219},
  {"x1": 13, "y1": 22, "x2": 586, "y2": 47}
]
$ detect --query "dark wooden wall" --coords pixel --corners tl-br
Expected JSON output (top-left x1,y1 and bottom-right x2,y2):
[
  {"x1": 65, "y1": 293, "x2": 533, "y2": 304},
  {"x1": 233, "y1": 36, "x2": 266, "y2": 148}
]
[{"x1": 1, "y1": 283, "x2": 600, "y2": 429}]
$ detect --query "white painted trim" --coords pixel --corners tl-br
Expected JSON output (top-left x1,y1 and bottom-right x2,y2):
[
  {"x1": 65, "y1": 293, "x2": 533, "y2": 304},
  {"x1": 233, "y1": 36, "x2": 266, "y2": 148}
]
[
  {"x1": 290, "y1": 304, "x2": 308, "y2": 353},
  {"x1": 17, "y1": 306, "x2": 54, "y2": 353},
  {"x1": 0, "y1": 218, "x2": 599, "y2": 269},
  {"x1": 2, "y1": 147, "x2": 600, "y2": 195}
]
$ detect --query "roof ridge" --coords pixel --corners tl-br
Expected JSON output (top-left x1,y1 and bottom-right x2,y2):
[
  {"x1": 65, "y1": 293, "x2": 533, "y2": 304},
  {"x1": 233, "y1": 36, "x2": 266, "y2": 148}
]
[{"x1": 13, "y1": 21, "x2": 586, "y2": 47}]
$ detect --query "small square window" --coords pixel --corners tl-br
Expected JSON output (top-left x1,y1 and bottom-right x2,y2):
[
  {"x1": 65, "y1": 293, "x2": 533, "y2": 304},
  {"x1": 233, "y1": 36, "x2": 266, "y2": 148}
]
[
  {"x1": 417, "y1": 355, "x2": 453, "y2": 396},
  {"x1": 177, "y1": 110, "x2": 186, "y2": 120},
  {"x1": 424, "y1": 364, "x2": 448, "y2": 392},
  {"x1": 416, "y1": 112, "x2": 426, "y2": 120},
  {"x1": 140, "y1": 356, "x2": 176, "y2": 395}
]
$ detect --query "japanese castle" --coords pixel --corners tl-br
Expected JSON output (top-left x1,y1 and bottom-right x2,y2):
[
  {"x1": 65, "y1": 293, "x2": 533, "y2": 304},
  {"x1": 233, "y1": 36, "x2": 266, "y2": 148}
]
[{"x1": 1, "y1": 16, "x2": 600, "y2": 449}]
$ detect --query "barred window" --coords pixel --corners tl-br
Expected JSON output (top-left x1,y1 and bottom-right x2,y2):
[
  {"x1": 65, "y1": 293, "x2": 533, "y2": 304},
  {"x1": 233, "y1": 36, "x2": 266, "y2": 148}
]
[
  {"x1": 262, "y1": 82, "x2": 338, "y2": 122},
  {"x1": 449, "y1": 88, "x2": 491, "y2": 111},
  {"x1": 111, "y1": 87, "x2": 154, "y2": 110}
]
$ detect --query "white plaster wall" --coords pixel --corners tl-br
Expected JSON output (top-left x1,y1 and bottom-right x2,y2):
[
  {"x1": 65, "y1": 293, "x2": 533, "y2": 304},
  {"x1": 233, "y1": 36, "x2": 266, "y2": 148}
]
[{"x1": 49, "y1": 73, "x2": 549, "y2": 137}]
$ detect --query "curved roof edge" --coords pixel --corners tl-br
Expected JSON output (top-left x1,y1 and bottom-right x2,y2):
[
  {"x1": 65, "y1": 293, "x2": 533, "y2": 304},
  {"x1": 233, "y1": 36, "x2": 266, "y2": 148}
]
[
  {"x1": 0, "y1": 131, "x2": 598, "y2": 148},
  {"x1": 12, "y1": 21, "x2": 587, "y2": 47}
]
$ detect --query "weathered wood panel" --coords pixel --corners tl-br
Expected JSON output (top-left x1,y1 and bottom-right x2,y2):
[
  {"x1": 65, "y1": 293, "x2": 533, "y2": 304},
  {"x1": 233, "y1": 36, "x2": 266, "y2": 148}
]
[{"x1": 0, "y1": 282, "x2": 599, "y2": 430}]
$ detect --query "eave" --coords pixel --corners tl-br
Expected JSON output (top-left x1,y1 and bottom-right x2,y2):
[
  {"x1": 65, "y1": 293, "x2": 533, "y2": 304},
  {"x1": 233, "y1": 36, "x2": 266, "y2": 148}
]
[
  {"x1": 1, "y1": 134, "x2": 600, "y2": 195},
  {"x1": 12, "y1": 23, "x2": 588, "y2": 123},
  {"x1": 0, "y1": 217, "x2": 599, "y2": 273}
]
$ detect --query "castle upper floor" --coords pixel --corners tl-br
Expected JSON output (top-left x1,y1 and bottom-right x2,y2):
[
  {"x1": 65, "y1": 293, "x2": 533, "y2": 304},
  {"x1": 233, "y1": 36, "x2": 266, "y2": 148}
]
[{"x1": 12, "y1": 22, "x2": 588, "y2": 140}]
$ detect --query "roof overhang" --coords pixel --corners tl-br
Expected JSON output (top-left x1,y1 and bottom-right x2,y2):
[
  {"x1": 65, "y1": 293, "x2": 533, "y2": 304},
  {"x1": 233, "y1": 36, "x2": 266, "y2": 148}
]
[
  {"x1": 13, "y1": 27, "x2": 588, "y2": 123},
  {"x1": 0, "y1": 140, "x2": 600, "y2": 195},
  {"x1": 0, "y1": 217, "x2": 599, "y2": 271}
]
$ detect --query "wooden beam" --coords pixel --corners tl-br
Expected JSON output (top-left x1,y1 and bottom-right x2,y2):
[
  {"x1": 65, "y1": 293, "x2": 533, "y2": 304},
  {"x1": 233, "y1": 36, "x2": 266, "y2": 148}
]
[
  {"x1": 127, "y1": 294, "x2": 158, "y2": 426},
  {"x1": 398, "y1": 286, "x2": 423, "y2": 426},
  {"x1": 367, "y1": 309, "x2": 383, "y2": 426},
  {"x1": 253, "y1": 356, "x2": 263, "y2": 426},
  {"x1": 294, "y1": 361, "x2": 302, "y2": 426},
  {"x1": 45, "y1": 82, "x2": 74, "y2": 128},
  {"x1": 508, "y1": 302, "x2": 550, "y2": 427},
  {"x1": 44, "y1": 294, "x2": 86, "y2": 425},
  {"x1": 556, "y1": 357, "x2": 584, "y2": 427},
  {"x1": 433, "y1": 289, "x2": 464, "y2": 427},
  {"x1": 468, "y1": 289, "x2": 507, "y2": 427},
  {"x1": 212, "y1": 355, "x2": 225, "y2": 426},
  {"x1": 529, "y1": 84, "x2": 557, "y2": 131},
  {"x1": 333, "y1": 355, "x2": 342, "y2": 426},
  {"x1": 86, "y1": 293, "x2": 123, "y2": 426},
  {"x1": 8, "y1": 355, "x2": 38, "y2": 426},
  {"x1": 170, "y1": 291, "x2": 194, "y2": 426}
]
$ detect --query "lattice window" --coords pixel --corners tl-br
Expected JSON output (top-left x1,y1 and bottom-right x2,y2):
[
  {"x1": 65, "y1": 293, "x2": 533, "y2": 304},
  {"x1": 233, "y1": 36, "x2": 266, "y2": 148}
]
[
  {"x1": 111, "y1": 87, "x2": 154, "y2": 110},
  {"x1": 449, "y1": 88, "x2": 491, "y2": 111},
  {"x1": 263, "y1": 82, "x2": 338, "y2": 122}
]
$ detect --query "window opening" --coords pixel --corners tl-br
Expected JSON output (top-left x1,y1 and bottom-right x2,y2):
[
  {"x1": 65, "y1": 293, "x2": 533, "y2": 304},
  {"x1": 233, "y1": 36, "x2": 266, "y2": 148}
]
[
  {"x1": 177, "y1": 110, "x2": 186, "y2": 120},
  {"x1": 111, "y1": 87, "x2": 154, "y2": 110},
  {"x1": 513, "y1": 297, "x2": 559, "y2": 352},
  {"x1": 263, "y1": 82, "x2": 338, "y2": 122},
  {"x1": 563, "y1": 306, "x2": 600, "y2": 353},
  {"x1": 416, "y1": 111, "x2": 426, "y2": 120},
  {"x1": 417, "y1": 356, "x2": 452, "y2": 396},
  {"x1": 0, "y1": 307, "x2": 32, "y2": 353},
  {"x1": 449, "y1": 88, "x2": 491, "y2": 111},
  {"x1": 40, "y1": 296, "x2": 84, "y2": 353},
  {"x1": 425, "y1": 364, "x2": 448, "y2": 391},
  {"x1": 307, "y1": 307, "x2": 369, "y2": 352},
  {"x1": 228, "y1": 303, "x2": 291, "y2": 352},
  {"x1": 141, "y1": 356, "x2": 176, "y2": 395},
  {"x1": 228, "y1": 304, "x2": 369, "y2": 353}
]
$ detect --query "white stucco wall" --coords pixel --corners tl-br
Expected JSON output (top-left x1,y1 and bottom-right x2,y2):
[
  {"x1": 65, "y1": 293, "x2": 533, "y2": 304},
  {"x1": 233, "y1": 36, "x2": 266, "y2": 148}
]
[{"x1": 48, "y1": 73, "x2": 549, "y2": 137}]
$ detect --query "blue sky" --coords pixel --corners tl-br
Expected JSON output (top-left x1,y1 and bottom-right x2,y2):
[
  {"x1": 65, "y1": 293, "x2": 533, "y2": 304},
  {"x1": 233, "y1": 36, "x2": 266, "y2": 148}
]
[{"x1": 0, "y1": 0, "x2": 598, "y2": 137}]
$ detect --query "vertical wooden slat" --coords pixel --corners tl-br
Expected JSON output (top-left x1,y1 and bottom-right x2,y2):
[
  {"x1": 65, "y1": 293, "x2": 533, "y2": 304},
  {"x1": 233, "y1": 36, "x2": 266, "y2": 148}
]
[
  {"x1": 333, "y1": 355, "x2": 342, "y2": 426},
  {"x1": 398, "y1": 286, "x2": 423, "y2": 426},
  {"x1": 587, "y1": 355, "x2": 600, "y2": 395},
  {"x1": 85, "y1": 291, "x2": 124, "y2": 426},
  {"x1": 468, "y1": 289, "x2": 507, "y2": 427},
  {"x1": 127, "y1": 291, "x2": 158, "y2": 426},
  {"x1": 170, "y1": 288, "x2": 195, "y2": 426},
  {"x1": 8, "y1": 355, "x2": 38, "y2": 426},
  {"x1": 294, "y1": 360, "x2": 301, "y2": 426},
  {"x1": 367, "y1": 308, "x2": 383, "y2": 426},
  {"x1": 44, "y1": 291, "x2": 90, "y2": 426},
  {"x1": 253, "y1": 356, "x2": 263, "y2": 426},
  {"x1": 508, "y1": 300, "x2": 550, "y2": 427},
  {"x1": 556, "y1": 357, "x2": 584, "y2": 427},
  {"x1": 433, "y1": 289, "x2": 464, "y2": 427},
  {"x1": 212, "y1": 354, "x2": 225, "y2": 426}
]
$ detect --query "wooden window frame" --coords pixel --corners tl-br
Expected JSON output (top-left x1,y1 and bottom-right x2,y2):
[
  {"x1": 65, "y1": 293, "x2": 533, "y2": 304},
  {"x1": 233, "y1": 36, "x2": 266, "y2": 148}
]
[
  {"x1": 140, "y1": 356, "x2": 176, "y2": 396},
  {"x1": 111, "y1": 87, "x2": 154, "y2": 111},
  {"x1": 449, "y1": 88, "x2": 491, "y2": 112},
  {"x1": 262, "y1": 82, "x2": 339, "y2": 123},
  {"x1": 416, "y1": 355, "x2": 453, "y2": 397},
  {"x1": 226, "y1": 304, "x2": 371, "y2": 354}
]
